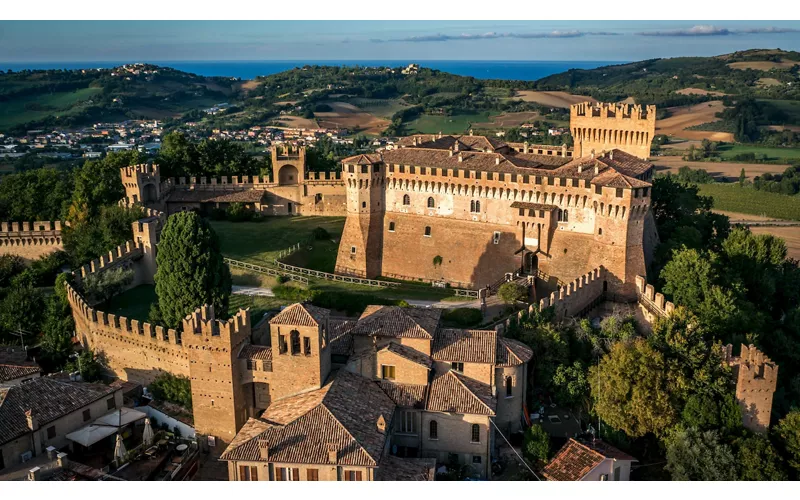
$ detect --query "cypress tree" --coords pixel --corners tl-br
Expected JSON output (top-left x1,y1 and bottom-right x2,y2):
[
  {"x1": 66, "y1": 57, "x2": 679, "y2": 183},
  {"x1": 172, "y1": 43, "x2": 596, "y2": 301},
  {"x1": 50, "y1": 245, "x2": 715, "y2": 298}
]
[{"x1": 154, "y1": 211, "x2": 231, "y2": 328}]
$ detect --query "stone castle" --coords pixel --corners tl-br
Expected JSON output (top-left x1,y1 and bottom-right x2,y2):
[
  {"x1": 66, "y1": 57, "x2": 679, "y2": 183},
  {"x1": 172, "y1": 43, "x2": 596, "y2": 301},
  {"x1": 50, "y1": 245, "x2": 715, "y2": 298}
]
[{"x1": 2, "y1": 101, "x2": 777, "y2": 479}]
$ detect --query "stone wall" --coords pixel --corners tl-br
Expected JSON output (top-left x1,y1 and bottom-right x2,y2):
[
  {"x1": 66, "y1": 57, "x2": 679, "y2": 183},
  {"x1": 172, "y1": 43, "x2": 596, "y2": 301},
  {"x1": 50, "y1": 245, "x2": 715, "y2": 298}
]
[
  {"x1": 633, "y1": 275, "x2": 676, "y2": 329},
  {"x1": 722, "y1": 344, "x2": 779, "y2": 433},
  {"x1": 0, "y1": 221, "x2": 66, "y2": 261},
  {"x1": 570, "y1": 102, "x2": 657, "y2": 160}
]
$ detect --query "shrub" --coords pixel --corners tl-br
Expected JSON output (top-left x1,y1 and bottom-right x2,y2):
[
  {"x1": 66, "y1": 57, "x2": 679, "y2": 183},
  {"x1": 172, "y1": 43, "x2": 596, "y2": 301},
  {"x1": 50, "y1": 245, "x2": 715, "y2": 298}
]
[
  {"x1": 432, "y1": 255, "x2": 443, "y2": 267},
  {"x1": 523, "y1": 424, "x2": 550, "y2": 466},
  {"x1": 441, "y1": 307, "x2": 483, "y2": 327},
  {"x1": 312, "y1": 227, "x2": 330, "y2": 240},
  {"x1": 80, "y1": 266, "x2": 135, "y2": 304},
  {"x1": 149, "y1": 372, "x2": 193, "y2": 409},
  {"x1": 277, "y1": 275, "x2": 291, "y2": 284},
  {"x1": 225, "y1": 202, "x2": 253, "y2": 222},
  {"x1": 497, "y1": 282, "x2": 527, "y2": 304}
]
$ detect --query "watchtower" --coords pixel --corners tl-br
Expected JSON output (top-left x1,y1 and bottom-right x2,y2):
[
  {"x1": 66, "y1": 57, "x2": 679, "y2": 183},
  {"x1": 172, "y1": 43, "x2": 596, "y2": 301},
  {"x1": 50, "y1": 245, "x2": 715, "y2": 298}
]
[
  {"x1": 121, "y1": 164, "x2": 162, "y2": 206},
  {"x1": 335, "y1": 155, "x2": 385, "y2": 278},
  {"x1": 182, "y1": 305, "x2": 251, "y2": 444},
  {"x1": 722, "y1": 344, "x2": 779, "y2": 433},
  {"x1": 271, "y1": 145, "x2": 306, "y2": 186},
  {"x1": 570, "y1": 102, "x2": 657, "y2": 160}
]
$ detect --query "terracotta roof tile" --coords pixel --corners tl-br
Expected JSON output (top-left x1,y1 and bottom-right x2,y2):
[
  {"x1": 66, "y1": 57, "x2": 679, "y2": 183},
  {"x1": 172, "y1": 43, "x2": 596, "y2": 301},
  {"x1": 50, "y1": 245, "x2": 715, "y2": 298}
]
[
  {"x1": 220, "y1": 371, "x2": 395, "y2": 467},
  {"x1": 0, "y1": 346, "x2": 39, "y2": 383},
  {"x1": 543, "y1": 438, "x2": 636, "y2": 481},
  {"x1": 167, "y1": 189, "x2": 265, "y2": 204},
  {"x1": 0, "y1": 378, "x2": 117, "y2": 445},
  {"x1": 352, "y1": 306, "x2": 440, "y2": 340},
  {"x1": 329, "y1": 318, "x2": 357, "y2": 356},
  {"x1": 432, "y1": 329, "x2": 496, "y2": 364},
  {"x1": 509, "y1": 201, "x2": 558, "y2": 212},
  {"x1": 376, "y1": 456, "x2": 436, "y2": 481},
  {"x1": 269, "y1": 303, "x2": 329, "y2": 327},
  {"x1": 376, "y1": 381, "x2": 428, "y2": 409},
  {"x1": 496, "y1": 337, "x2": 534, "y2": 367},
  {"x1": 426, "y1": 370, "x2": 496, "y2": 416},
  {"x1": 238, "y1": 344, "x2": 273, "y2": 361},
  {"x1": 380, "y1": 343, "x2": 432, "y2": 369}
]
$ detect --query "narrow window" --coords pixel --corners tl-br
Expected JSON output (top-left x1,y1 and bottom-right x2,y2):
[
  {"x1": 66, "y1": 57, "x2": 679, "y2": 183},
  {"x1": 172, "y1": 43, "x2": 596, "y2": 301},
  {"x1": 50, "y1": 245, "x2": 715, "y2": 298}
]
[
  {"x1": 279, "y1": 335, "x2": 288, "y2": 354},
  {"x1": 361, "y1": 165, "x2": 369, "y2": 174},
  {"x1": 361, "y1": 201, "x2": 366, "y2": 208},
  {"x1": 246, "y1": 359, "x2": 254, "y2": 370},
  {"x1": 107, "y1": 398, "x2": 116, "y2": 410},
  {"x1": 83, "y1": 409, "x2": 91, "y2": 422},
  {"x1": 403, "y1": 194, "x2": 410, "y2": 205},
  {"x1": 471, "y1": 424, "x2": 480, "y2": 443},
  {"x1": 348, "y1": 165, "x2": 354, "y2": 173},
  {"x1": 598, "y1": 228, "x2": 603, "y2": 235},
  {"x1": 634, "y1": 189, "x2": 639, "y2": 199},
  {"x1": 493, "y1": 232, "x2": 500, "y2": 245},
  {"x1": 239, "y1": 465, "x2": 250, "y2": 481},
  {"x1": 563, "y1": 210, "x2": 569, "y2": 222},
  {"x1": 615, "y1": 188, "x2": 623, "y2": 198},
  {"x1": 427, "y1": 197, "x2": 435, "y2": 208},
  {"x1": 505, "y1": 376, "x2": 513, "y2": 398},
  {"x1": 303, "y1": 337, "x2": 311, "y2": 356},
  {"x1": 430, "y1": 420, "x2": 438, "y2": 440},
  {"x1": 388, "y1": 222, "x2": 395, "y2": 232},
  {"x1": 424, "y1": 226, "x2": 431, "y2": 237},
  {"x1": 451, "y1": 362, "x2": 464, "y2": 373},
  {"x1": 350, "y1": 246, "x2": 356, "y2": 255},
  {"x1": 47, "y1": 426, "x2": 56, "y2": 439},
  {"x1": 290, "y1": 330, "x2": 301, "y2": 355},
  {"x1": 401, "y1": 411, "x2": 416, "y2": 434},
  {"x1": 381, "y1": 365, "x2": 396, "y2": 380},
  {"x1": 595, "y1": 185, "x2": 602, "y2": 195},
  {"x1": 261, "y1": 360, "x2": 271, "y2": 371}
]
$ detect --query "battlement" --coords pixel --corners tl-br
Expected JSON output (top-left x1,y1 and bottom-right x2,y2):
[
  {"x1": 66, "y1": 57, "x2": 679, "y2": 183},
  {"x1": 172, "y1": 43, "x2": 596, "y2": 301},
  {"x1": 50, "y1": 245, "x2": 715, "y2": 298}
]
[
  {"x1": 635, "y1": 275, "x2": 676, "y2": 319},
  {"x1": 721, "y1": 343, "x2": 778, "y2": 433},
  {"x1": 173, "y1": 174, "x2": 277, "y2": 188},
  {"x1": 65, "y1": 281, "x2": 182, "y2": 346},
  {"x1": 182, "y1": 304, "x2": 251, "y2": 347},
  {"x1": 0, "y1": 220, "x2": 66, "y2": 234},
  {"x1": 121, "y1": 163, "x2": 159, "y2": 180},
  {"x1": 77, "y1": 240, "x2": 143, "y2": 281},
  {"x1": 571, "y1": 102, "x2": 656, "y2": 122},
  {"x1": 539, "y1": 267, "x2": 606, "y2": 319},
  {"x1": 272, "y1": 144, "x2": 306, "y2": 161}
]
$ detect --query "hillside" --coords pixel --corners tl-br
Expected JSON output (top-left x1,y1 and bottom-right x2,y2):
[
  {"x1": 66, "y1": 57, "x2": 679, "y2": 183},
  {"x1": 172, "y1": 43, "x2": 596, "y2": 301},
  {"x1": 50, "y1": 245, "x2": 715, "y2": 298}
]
[{"x1": 0, "y1": 63, "x2": 242, "y2": 133}]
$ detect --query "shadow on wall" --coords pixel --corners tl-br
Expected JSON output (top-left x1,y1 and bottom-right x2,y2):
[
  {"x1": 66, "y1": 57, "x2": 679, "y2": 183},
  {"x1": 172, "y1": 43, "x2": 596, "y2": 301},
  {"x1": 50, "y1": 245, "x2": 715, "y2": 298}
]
[{"x1": 468, "y1": 230, "x2": 523, "y2": 289}]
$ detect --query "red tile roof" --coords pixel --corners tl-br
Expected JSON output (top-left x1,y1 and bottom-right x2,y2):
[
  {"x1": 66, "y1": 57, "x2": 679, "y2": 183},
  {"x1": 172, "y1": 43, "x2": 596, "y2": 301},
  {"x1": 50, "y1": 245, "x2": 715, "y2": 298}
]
[
  {"x1": 380, "y1": 343, "x2": 432, "y2": 369},
  {"x1": 432, "y1": 329, "x2": 497, "y2": 364},
  {"x1": 426, "y1": 370, "x2": 496, "y2": 416},
  {"x1": 543, "y1": 438, "x2": 637, "y2": 481},
  {"x1": 376, "y1": 381, "x2": 428, "y2": 409},
  {"x1": 375, "y1": 456, "x2": 436, "y2": 481},
  {"x1": 238, "y1": 344, "x2": 272, "y2": 361},
  {"x1": 496, "y1": 337, "x2": 533, "y2": 367},
  {"x1": 269, "y1": 303, "x2": 329, "y2": 327},
  {"x1": 329, "y1": 318, "x2": 357, "y2": 356},
  {"x1": 353, "y1": 306, "x2": 441, "y2": 340}
]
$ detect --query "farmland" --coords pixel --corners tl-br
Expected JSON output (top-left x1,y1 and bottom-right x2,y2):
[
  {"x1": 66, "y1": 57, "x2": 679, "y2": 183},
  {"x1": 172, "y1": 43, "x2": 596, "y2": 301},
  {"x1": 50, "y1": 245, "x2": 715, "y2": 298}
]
[
  {"x1": 655, "y1": 101, "x2": 734, "y2": 142},
  {"x1": 0, "y1": 87, "x2": 103, "y2": 129},
  {"x1": 698, "y1": 183, "x2": 800, "y2": 221},
  {"x1": 407, "y1": 112, "x2": 492, "y2": 134},
  {"x1": 652, "y1": 157, "x2": 790, "y2": 181},
  {"x1": 716, "y1": 143, "x2": 800, "y2": 161},
  {"x1": 511, "y1": 90, "x2": 596, "y2": 108}
]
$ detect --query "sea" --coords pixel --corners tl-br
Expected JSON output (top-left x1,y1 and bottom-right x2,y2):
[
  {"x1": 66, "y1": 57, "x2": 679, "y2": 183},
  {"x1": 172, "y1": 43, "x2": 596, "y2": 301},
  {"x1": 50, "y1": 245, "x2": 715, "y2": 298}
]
[{"x1": 1, "y1": 60, "x2": 626, "y2": 81}]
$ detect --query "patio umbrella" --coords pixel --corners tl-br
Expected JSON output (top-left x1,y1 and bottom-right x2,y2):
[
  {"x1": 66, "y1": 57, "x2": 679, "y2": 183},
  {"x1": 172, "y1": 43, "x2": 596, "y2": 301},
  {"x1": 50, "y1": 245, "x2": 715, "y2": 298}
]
[
  {"x1": 142, "y1": 418, "x2": 154, "y2": 447},
  {"x1": 114, "y1": 433, "x2": 127, "y2": 463}
]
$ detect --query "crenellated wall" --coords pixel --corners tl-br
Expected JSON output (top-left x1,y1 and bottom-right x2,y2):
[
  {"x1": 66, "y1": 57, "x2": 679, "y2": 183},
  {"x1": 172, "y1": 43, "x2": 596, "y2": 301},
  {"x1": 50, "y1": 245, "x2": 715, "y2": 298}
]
[
  {"x1": 0, "y1": 220, "x2": 67, "y2": 261},
  {"x1": 721, "y1": 344, "x2": 779, "y2": 433},
  {"x1": 570, "y1": 102, "x2": 657, "y2": 160},
  {"x1": 634, "y1": 275, "x2": 676, "y2": 328},
  {"x1": 538, "y1": 266, "x2": 607, "y2": 320}
]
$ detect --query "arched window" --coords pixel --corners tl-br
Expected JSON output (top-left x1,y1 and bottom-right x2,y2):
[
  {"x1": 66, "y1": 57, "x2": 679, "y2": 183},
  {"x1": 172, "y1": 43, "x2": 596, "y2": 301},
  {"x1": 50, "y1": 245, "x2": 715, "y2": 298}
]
[
  {"x1": 403, "y1": 194, "x2": 410, "y2": 205},
  {"x1": 430, "y1": 420, "x2": 438, "y2": 440},
  {"x1": 427, "y1": 197, "x2": 435, "y2": 208},
  {"x1": 470, "y1": 200, "x2": 480, "y2": 213},
  {"x1": 505, "y1": 376, "x2": 513, "y2": 397},
  {"x1": 471, "y1": 424, "x2": 480, "y2": 443},
  {"x1": 424, "y1": 226, "x2": 431, "y2": 237},
  {"x1": 290, "y1": 330, "x2": 300, "y2": 355},
  {"x1": 563, "y1": 209, "x2": 569, "y2": 222},
  {"x1": 389, "y1": 222, "x2": 396, "y2": 232},
  {"x1": 475, "y1": 200, "x2": 480, "y2": 213}
]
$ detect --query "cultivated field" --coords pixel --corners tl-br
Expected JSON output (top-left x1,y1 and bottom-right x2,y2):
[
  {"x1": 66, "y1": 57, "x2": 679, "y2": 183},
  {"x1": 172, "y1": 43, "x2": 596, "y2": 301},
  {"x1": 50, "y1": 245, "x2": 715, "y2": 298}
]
[
  {"x1": 471, "y1": 111, "x2": 542, "y2": 129},
  {"x1": 274, "y1": 115, "x2": 319, "y2": 129},
  {"x1": 0, "y1": 87, "x2": 103, "y2": 129},
  {"x1": 655, "y1": 101, "x2": 734, "y2": 142},
  {"x1": 652, "y1": 157, "x2": 790, "y2": 181},
  {"x1": 749, "y1": 226, "x2": 800, "y2": 260},
  {"x1": 675, "y1": 87, "x2": 726, "y2": 97},
  {"x1": 699, "y1": 183, "x2": 800, "y2": 221},
  {"x1": 349, "y1": 98, "x2": 412, "y2": 119},
  {"x1": 512, "y1": 90, "x2": 596, "y2": 108},
  {"x1": 728, "y1": 60, "x2": 799, "y2": 71},
  {"x1": 407, "y1": 112, "x2": 492, "y2": 134},
  {"x1": 314, "y1": 101, "x2": 389, "y2": 135},
  {"x1": 757, "y1": 78, "x2": 782, "y2": 87}
]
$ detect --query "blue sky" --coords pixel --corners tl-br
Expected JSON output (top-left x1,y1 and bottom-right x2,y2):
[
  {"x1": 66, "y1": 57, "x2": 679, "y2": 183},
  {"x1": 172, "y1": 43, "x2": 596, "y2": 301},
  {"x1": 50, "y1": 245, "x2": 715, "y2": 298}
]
[{"x1": 2, "y1": 21, "x2": 800, "y2": 62}]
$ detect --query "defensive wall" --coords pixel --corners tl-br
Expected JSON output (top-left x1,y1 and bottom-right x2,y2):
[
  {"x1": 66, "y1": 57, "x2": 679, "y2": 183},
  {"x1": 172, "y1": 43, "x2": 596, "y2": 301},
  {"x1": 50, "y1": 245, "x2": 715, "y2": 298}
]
[
  {"x1": 721, "y1": 344, "x2": 779, "y2": 433},
  {"x1": 0, "y1": 220, "x2": 67, "y2": 261},
  {"x1": 570, "y1": 102, "x2": 657, "y2": 160}
]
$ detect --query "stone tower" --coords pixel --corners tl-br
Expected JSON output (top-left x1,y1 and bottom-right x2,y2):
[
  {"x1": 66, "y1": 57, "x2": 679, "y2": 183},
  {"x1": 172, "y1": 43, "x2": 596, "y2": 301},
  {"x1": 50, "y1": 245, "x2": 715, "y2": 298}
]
[
  {"x1": 722, "y1": 344, "x2": 779, "y2": 433},
  {"x1": 182, "y1": 306, "x2": 251, "y2": 444},
  {"x1": 131, "y1": 213, "x2": 163, "y2": 283},
  {"x1": 334, "y1": 156, "x2": 385, "y2": 278},
  {"x1": 272, "y1": 145, "x2": 307, "y2": 186},
  {"x1": 570, "y1": 102, "x2": 656, "y2": 160},
  {"x1": 121, "y1": 164, "x2": 162, "y2": 206}
]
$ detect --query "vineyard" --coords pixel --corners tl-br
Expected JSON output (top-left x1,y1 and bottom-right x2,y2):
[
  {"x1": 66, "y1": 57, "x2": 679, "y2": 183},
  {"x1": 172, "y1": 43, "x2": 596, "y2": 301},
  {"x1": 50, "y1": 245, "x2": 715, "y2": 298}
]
[{"x1": 698, "y1": 183, "x2": 800, "y2": 220}]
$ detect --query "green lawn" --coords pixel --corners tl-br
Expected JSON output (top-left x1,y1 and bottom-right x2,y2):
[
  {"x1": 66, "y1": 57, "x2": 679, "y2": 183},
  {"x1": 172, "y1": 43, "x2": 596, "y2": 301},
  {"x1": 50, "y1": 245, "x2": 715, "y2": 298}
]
[
  {"x1": 716, "y1": 143, "x2": 800, "y2": 161},
  {"x1": 699, "y1": 183, "x2": 800, "y2": 220},
  {"x1": 0, "y1": 87, "x2": 102, "y2": 128},
  {"x1": 228, "y1": 294, "x2": 293, "y2": 323},
  {"x1": 104, "y1": 285, "x2": 157, "y2": 322},
  {"x1": 408, "y1": 112, "x2": 492, "y2": 134},
  {"x1": 209, "y1": 217, "x2": 345, "y2": 266},
  {"x1": 349, "y1": 98, "x2": 412, "y2": 119}
]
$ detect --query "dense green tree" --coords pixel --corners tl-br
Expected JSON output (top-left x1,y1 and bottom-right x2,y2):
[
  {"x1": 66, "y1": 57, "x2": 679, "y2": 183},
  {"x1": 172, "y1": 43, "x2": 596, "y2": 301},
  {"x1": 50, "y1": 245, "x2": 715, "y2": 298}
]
[
  {"x1": 665, "y1": 427, "x2": 736, "y2": 481},
  {"x1": 523, "y1": 424, "x2": 550, "y2": 466},
  {"x1": 0, "y1": 167, "x2": 74, "y2": 221},
  {"x1": 497, "y1": 282, "x2": 527, "y2": 305},
  {"x1": 774, "y1": 410, "x2": 800, "y2": 475},
  {"x1": 62, "y1": 205, "x2": 143, "y2": 267},
  {"x1": 553, "y1": 361, "x2": 591, "y2": 415},
  {"x1": 39, "y1": 273, "x2": 76, "y2": 371},
  {"x1": 660, "y1": 248, "x2": 718, "y2": 311},
  {"x1": 156, "y1": 132, "x2": 259, "y2": 178},
  {"x1": 149, "y1": 372, "x2": 193, "y2": 409},
  {"x1": 590, "y1": 339, "x2": 676, "y2": 438},
  {"x1": 734, "y1": 434, "x2": 788, "y2": 481},
  {"x1": 69, "y1": 151, "x2": 135, "y2": 220},
  {"x1": 154, "y1": 211, "x2": 231, "y2": 328},
  {"x1": 0, "y1": 254, "x2": 26, "y2": 288},
  {"x1": 0, "y1": 285, "x2": 45, "y2": 344},
  {"x1": 66, "y1": 348, "x2": 104, "y2": 382},
  {"x1": 80, "y1": 267, "x2": 134, "y2": 305}
]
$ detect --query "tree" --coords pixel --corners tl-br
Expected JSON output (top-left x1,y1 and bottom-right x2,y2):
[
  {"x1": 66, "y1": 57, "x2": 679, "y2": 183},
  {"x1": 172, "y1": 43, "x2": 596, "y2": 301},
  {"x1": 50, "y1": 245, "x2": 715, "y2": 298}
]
[
  {"x1": 665, "y1": 427, "x2": 736, "y2": 481},
  {"x1": 0, "y1": 285, "x2": 45, "y2": 344},
  {"x1": 734, "y1": 433, "x2": 788, "y2": 481},
  {"x1": 497, "y1": 282, "x2": 527, "y2": 305},
  {"x1": 66, "y1": 348, "x2": 104, "y2": 382},
  {"x1": 69, "y1": 151, "x2": 135, "y2": 221},
  {"x1": 590, "y1": 339, "x2": 676, "y2": 438},
  {"x1": 149, "y1": 372, "x2": 193, "y2": 409},
  {"x1": 63, "y1": 205, "x2": 143, "y2": 268},
  {"x1": 774, "y1": 410, "x2": 800, "y2": 475},
  {"x1": 80, "y1": 267, "x2": 134, "y2": 304},
  {"x1": 553, "y1": 361, "x2": 591, "y2": 415},
  {"x1": 154, "y1": 211, "x2": 232, "y2": 328},
  {"x1": 523, "y1": 424, "x2": 550, "y2": 466},
  {"x1": 660, "y1": 248, "x2": 717, "y2": 311},
  {"x1": 739, "y1": 168, "x2": 746, "y2": 187},
  {"x1": 39, "y1": 273, "x2": 76, "y2": 372},
  {"x1": 0, "y1": 254, "x2": 26, "y2": 288}
]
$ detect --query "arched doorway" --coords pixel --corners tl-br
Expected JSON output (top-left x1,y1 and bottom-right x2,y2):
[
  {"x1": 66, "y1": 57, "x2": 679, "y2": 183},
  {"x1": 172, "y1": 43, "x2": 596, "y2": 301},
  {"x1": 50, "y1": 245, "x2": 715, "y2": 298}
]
[
  {"x1": 278, "y1": 164, "x2": 299, "y2": 186},
  {"x1": 142, "y1": 183, "x2": 157, "y2": 204},
  {"x1": 524, "y1": 252, "x2": 538, "y2": 274}
]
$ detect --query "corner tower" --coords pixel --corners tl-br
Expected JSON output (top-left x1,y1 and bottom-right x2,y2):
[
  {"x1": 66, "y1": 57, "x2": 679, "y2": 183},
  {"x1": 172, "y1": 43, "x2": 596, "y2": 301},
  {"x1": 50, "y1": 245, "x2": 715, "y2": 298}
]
[
  {"x1": 121, "y1": 164, "x2": 162, "y2": 206},
  {"x1": 335, "y1": 154, "x2": 385, "y2": 278},
  {"x1": 571, "y1": 102, "x2": 656, "y2": 160},
  {"x1": 272, "y1": 145, "x2": 306, "y2": 186}
]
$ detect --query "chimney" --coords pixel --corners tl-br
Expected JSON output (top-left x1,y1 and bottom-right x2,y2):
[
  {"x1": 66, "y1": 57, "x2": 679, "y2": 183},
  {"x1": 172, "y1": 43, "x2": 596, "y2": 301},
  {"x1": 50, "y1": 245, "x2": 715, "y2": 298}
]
[
  {"x1": 449, "y1": 149, "x2": 453, "y2": 157},
  {"x1": 495, "y1": 156, "x2": 500, "y2": 165},
  {"x1": 57, "y1": 452, "x2": 69, "y2": 469},
  {"x1": 590, "y1": 150, "x2": 595, "y2": 160},
  {"x1": 594, "y1": 164, "x2": 599, "y2": 175},
  {"x1": 457, "y1": 153, "x2": 463, "y2": 163},
  {"x1": 25, "y1": 410, "x2": 38, "y2": 432},
  {"x1": 377, "y1": 415, "x2": 387, "y2": 434},
  {"x1": 258, "y1": 439, "x2": 270, "y2": 460},
  {"x1": 438, "y1": 131, "x2": 442, "y2": 139},
  {"x1": 46, "y1": 446, "x2": 57, "y2": 460},
  {"x1": 577, "y1": 165, "x2": 583, "y2": 174},
  {"x1": 469, "y1": 129, "x2": 473, "y2": 136},
  {"x1": 412, "y1": 137, "x2": 417, "y2": 146},
  {"x1": 609, "y1": 150, "x2": 614, "y2": 160},
  {"x1": 454, "y1": 141, "x2": 459, "y2": 152},
  {"x1": 327, "y1": 443, "x2": 337, "y2": 464},
  {"x1": 523, "y1": 141, "x2": 529, "y2": 154},
  {"x1": 28, "y1": 467, "x2": 41, "y2": 481}
]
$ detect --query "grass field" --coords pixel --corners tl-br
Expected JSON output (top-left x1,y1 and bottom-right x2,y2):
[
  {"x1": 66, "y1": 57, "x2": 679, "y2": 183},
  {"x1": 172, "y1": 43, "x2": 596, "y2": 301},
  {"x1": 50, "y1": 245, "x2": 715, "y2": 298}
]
[
  {"x1": 407, "y1": 112, "x2": 491, "y2": 134},
  {"x1": 209, "y1": 216, "x2": 346, "y2": 266},
  {"x1": 698, "y1": 183, "x2": 800, "y2": 221},
  {"x1": 759, "y1": 99, "x2": 800, "y2": 125},
  {"x1": 349, "y1": 98, "x2": 411, "y2": 118},
  {"x1": 104, "y1": 285, "x2": 157, "y2": 322},
  {"x1": 228, "y1": 294, "x2": 293, "y2": 323},
  {"x1": 0, "y1": 87, "x2": 102, "y2": 128},
  {"x1": 716, "y1": 143, "x2": 800, "y2": 161}
]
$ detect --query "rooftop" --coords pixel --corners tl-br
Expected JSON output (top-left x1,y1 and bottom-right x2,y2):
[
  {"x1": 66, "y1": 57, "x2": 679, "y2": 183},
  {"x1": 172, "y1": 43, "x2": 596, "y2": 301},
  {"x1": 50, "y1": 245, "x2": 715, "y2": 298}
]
[{"x1": 543, "y1": 438, "x2": 637, "y2": 481}]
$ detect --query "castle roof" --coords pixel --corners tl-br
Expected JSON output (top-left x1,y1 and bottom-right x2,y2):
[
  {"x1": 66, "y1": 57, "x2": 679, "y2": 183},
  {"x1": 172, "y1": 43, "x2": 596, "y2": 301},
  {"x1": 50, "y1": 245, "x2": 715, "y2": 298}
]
[
  {"x1": 0, "y1": 377, "x2": 118, "y2": 445},
  {"x1": 238, "y1": 344, "x2": 272, "y2": 361},
  {"x1": 220, "y1": 370, "x2": 395, "y2": 467},
  {"x1": 556, "y1": 149, "x2": 652, "y2": 182},
  {"x1": 379, "y1": 343, "x2": 432, "y2": 369},
  {"x1": 166, "y1": 189, "x2": 265, "y2": 204},
  {"x1": 375, "y1": 456, "x2": 436, "y2": 481},
  {"x1": 510, "y1": 201, "x2": 558, "y2": 212},
  {"x1": 376, "y1": 381, "x2": 428, "y2": 409},
  {"x1": 496, "y1": 337, "x2": 534, "y2": 367},
  {"x1": 396, "y1": 134, "x2": 508, "y2": 152},
  {"x1": 269, "y1": 303, "x2": 329, "y2": 327},
  {"x1": 425, "y1": 370, "x2": 496, "y2": 416},
  {"x1": 432, "y1": 329, "x2": 497, "y2": 364},
  {"x1": 352, "y1": 305, "x2": 441, "y2": 339},
  {"x1": 329, "y1": 317, "x2": 357, "y2": 356},
  {"x1": 543, "y1": 438, "x2": 637, "y2": 481}
]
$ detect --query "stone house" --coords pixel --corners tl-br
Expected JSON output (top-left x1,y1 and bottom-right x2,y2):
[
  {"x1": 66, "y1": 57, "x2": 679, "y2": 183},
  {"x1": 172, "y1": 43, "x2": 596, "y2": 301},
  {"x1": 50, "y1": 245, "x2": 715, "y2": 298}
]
[
  {"x1": 543, "y1": 438, "x2": 637, "y2": 481},
  {"x1": 0, "y1": 346, "x2": 41, "y2": 388},
  {"x1": 0, "y1": 377, "x2": 122, "y2": 472}
]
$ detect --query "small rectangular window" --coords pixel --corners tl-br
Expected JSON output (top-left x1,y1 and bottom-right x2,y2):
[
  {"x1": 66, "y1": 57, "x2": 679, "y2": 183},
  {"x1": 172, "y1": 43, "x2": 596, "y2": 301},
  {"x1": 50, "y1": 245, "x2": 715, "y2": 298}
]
[
  {"x1": 361, "y1": 165, "x2": 369, "y2": 174},
  {"x1": 348, "y1": 165, "x2": 354, "y2": 173},
  {"x1": 585, "y1": 179, "x2": 591, "y2": 188},
  {"x1": 107, "y1": 398, "x2": 116, "y2": 410},
  {"x1": 381, "y1": 365, "x2": 396, "y2": 380},
  {"x1": 523, "y1": 175, "x2": 530, "y2": 184},
  {"x1": 350, "y1": 246, "x2": 356, "y2": 254},
  {"x1": 409, "y1": 166, "x2": 415, "y2": 174},
  {"x1": 83, "y1": 409, "x2": 91, "y2": 422},
  {"x1": 307, "y1": 469, "x2": 319, "y2": 481},
  {"x1": 643, "y1": 187, "x2": 650, "y2": 197},
  {"x1": 47, "y1": 426, "x2": 56, "y2": 439},
  {"x1": 261, "y1": 360, "x2": 271, "y2": 371},
  {"x1": 535, "y1": 176, "x2": 542, "y2": 185},
  {"x1": 615, "y1": 188, "x2": 623, "y2": 198},
  {"x1": 634, "y1": 189, "x2": 639, "y2": 198},
  {"x1": 388, "y1": 221, "x2": 395, "y2": 232},
  {"x1": 389, "y1": 165, "x2": 395, "y2": 173},
  {"x1": 424, "y1": 226, "x2": 431, "y2": 237},
  {"x1": 475, "y1": 171, "x2": 481, "y2": 180},
  {"x1": 493, "y1": 232, "x2": 500, "y2": 245},
  {"x1": 279, "y1": 335, "x2": 288, "y2": 354},
  {"x1": 303, "y1": 337, "x2": 311, "y2": 356},
  {"x1": 246, "y1": 359, "x2": 254, "y2": 370},
  {"x1": 399, "y1": 165, "x2": 405, "y2": 173},
  {"x1": 519, "y1": 208, "x2": 525, "y2": 216},
  {"x1": 401, "y1": 411, "x2": 416, "y2": 434},
  {"x1": 595, "y1": 185, "x2": 602, "y2": 195},
  {"x1": 486, "y1": 172, "x2": 493, "y2": 181},
  {"x1": 511, "y1": 174, "x2": 517, "y2": 183},
  {"x1": 451, "y1": 362, "x2": 464, "y2": 373}
]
